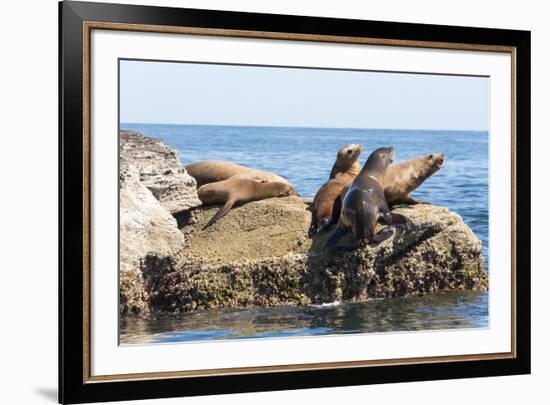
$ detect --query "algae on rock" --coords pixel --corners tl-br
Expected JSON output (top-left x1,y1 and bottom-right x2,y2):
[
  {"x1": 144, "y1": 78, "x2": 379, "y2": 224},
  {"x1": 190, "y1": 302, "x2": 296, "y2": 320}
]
[{"x1": 145, "y1": 199, "x2": 487, "y2": 313}]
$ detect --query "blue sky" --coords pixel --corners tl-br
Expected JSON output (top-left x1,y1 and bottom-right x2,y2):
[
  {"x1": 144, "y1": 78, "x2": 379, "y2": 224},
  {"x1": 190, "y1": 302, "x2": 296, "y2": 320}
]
[{"x1": 120, "y1": 59, "x2": 488, "y2": 131}]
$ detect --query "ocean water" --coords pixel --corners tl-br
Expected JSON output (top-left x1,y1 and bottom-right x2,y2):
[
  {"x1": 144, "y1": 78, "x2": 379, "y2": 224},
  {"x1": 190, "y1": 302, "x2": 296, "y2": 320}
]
[
  {"x1": 120, "y1": 123, "x2": 489, "y2": 343},
  {"x1": 121, "y1": 291, "x2": 487, "y2": 344}
]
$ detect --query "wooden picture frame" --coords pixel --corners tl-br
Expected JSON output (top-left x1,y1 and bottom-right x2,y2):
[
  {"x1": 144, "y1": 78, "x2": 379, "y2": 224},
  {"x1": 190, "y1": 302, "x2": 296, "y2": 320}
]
[{"x1": 59, "y1": 1, "x2": 530, "y2": 403}]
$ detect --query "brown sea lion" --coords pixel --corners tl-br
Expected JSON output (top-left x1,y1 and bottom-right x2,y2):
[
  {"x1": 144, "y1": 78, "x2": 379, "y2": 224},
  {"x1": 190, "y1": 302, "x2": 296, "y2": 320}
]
[
  {"x1": 323, "y1": 147, "x2": 411, "y2": 253},
  {"x1": 312, "y1": 174, "x2": 351, "y2": 232},
  {"x1": 311, "y1": 144, "x2": 363, "y2": 232},
  {"x1": 186, "y1": 160, "x2": 294, "y2": 190},
  {"x1": 329, "y1": 144, "x2": 363, "y2": 179},
  {"x1": 198, "y1": 175, "x2": 296, "y2": 228},
  {"x1": 384, "y1": 153, "x2": 445, "y2": 206}
]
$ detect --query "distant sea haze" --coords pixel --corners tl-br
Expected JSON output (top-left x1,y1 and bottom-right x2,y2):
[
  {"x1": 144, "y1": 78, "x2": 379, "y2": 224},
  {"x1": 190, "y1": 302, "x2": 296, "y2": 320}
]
[{"x1": 121, "y1": 123, "x2": 489, "y2": 271}]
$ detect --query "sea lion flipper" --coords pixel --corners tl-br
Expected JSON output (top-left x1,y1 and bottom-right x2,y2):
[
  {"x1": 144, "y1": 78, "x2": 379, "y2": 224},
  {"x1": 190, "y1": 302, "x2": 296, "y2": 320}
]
[
  {"x1": 325, "y1": 241, "x2": 361, "y2": 254},
  {"x1": 372, "y1": 227, "x2": 394, "y2": 243},
  {"x1": 323, "y1": 226, "x2": 349, "y2": 253},
  {"x1": 399, "y1": 195, "x2": 429, "y2": 205},
  {"x1": 381, "y1": 212, "x2": 412, "y2": 227},
  {"x1": 203, "y1": 199, "x2": 235, "y2": 229},
  {"x1": 410, "y1": 197, "x2": 430, "y2": 205}
]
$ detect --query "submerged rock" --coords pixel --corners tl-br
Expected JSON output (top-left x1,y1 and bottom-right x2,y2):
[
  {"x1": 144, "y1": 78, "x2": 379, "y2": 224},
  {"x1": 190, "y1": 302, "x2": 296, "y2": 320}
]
[
  {"x1": 145, "y1": 198, "x2": 487, "y2": 314},
  {"x1": 120, "y1": 130, "x2": 201, "y2": 214}
]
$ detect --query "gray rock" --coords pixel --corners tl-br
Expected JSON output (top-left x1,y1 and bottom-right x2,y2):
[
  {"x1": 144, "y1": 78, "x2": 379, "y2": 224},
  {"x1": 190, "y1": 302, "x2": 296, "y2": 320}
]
[
  {"x1": 120, "y1": 130, "x2": 201, "y2": 214},
  {"x1": 119, "y1": 169, "x2": 186, "y2": 315}
]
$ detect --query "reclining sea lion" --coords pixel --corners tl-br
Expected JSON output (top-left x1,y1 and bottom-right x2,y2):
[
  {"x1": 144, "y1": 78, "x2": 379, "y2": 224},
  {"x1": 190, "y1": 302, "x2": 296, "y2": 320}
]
[
  {"x1": 186, "y1": 160, "x2": 294, "y2": 190},
  {"x1": 198, "y1": 175, "x2": 296, "y2": 229}
]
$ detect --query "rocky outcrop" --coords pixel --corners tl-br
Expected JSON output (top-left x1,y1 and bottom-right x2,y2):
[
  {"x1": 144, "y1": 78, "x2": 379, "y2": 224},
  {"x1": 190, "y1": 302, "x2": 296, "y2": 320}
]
[
  {"x1": 118, "y1": 132, "x2": 487, "y2": 316},
  {"x1": 119, "y1": 131, "x2": 201, "y2": 314},
  {"x1": 120, "y1": 130, "x2": 201, "y2": 214},
  {"x1": 145, "y1": 198, "x2": 487, "y2": 314},
  {"x1": 119, "y1": 169, "x2": 186, "y2": 315}
]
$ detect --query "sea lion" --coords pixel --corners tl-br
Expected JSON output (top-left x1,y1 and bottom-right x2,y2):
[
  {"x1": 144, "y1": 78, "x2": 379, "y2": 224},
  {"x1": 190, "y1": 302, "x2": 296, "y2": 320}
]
[
  {"x1": 198, "y1": 175, "x2": 296, "y2": 228},
  {"x1": 186, "y1": 160, "x2": 294, "y2": 190},
  {"x1": 312, "y1": 144, "x2": 363, "y2": 232},
  {"x1": 312, "y1": 174, "x2": 351, "y2": 232},
  {"x1": 332, "y1": 152, "x2": 445, "y2": 226},
  {"x1": 329, "y1": 144, "x2": 363, "y2": 179},
  {"x1": 384, "y1": 153, "x2": 445, "y2": 206},
  {"x1": 323, "y1": 147, "x2": 411, "y2": 253}
]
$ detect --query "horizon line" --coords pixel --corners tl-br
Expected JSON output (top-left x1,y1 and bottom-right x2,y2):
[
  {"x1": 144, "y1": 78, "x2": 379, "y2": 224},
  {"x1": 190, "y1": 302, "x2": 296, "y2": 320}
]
[{"x1": 120, "y1": 122, "x2": 488, "y2": 133}]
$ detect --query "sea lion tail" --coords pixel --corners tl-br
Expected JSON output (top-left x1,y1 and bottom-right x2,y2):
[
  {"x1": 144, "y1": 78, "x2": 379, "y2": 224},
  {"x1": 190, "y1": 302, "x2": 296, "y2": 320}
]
[{"x1": 203, "y1": 199, "x2": 235, "y2": 229}]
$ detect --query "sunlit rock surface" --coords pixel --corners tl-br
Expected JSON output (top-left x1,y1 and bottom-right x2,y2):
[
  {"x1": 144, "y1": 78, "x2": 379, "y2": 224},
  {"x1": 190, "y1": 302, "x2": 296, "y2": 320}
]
[{"x1": 120, "y1": 130, "x2": 201, "y2": 214}]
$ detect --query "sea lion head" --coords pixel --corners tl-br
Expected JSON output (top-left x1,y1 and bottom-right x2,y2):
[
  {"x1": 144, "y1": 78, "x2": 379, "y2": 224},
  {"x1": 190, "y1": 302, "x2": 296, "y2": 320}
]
[
  {"x1": 424, "y1": 153, "x2": 445, "y2": 175},
  {"x1": 273, "y1": 182, "x2": 300, "y2": 197},
  {"x1": 363, "y1": 146, "x2": 395, "y2": 175},
  {"x1": 337, "y1": 144, "x2": 363, "y2": 164}
]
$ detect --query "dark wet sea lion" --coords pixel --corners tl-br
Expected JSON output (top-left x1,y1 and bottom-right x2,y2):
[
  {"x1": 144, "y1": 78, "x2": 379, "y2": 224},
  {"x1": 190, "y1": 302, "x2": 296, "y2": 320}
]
[
  {"x1": 186, "y1": 160, "x2": 295, "y2": 191},
  {"x1": 384, "y1": 153, "x2": 445, "y2": 206},
  {"x1": 323, "y1": 147, "x2": 411, "y2": 253},
  {"x1": 329, "y1": 144, "x2": 363, "y2": 179},
  {"x1": 312, "y1": 144, "x2": 363, "y2": 232},
  {"x1": 198, "y1": 175, "x2": 296, "y2": 228},
  {"x1": 333, "y1": 152, "x2": 445, "y2": 225}
]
